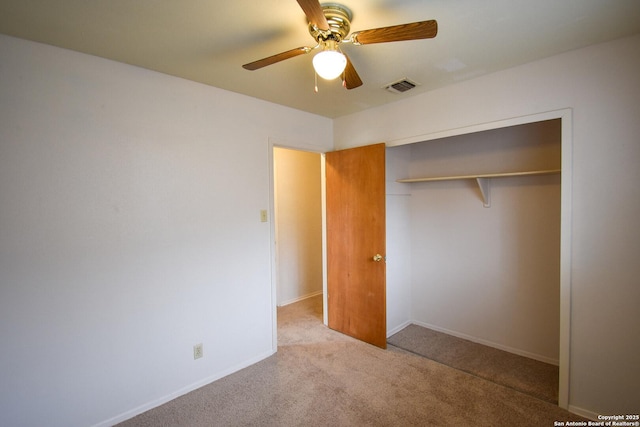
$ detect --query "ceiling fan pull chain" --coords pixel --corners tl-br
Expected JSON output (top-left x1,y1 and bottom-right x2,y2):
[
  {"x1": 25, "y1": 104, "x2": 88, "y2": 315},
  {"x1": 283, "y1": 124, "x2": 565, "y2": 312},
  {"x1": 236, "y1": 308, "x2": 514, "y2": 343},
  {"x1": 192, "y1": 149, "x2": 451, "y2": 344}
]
[{"x1": 314, "y1": 72, "x2": 319, "y2": 93}]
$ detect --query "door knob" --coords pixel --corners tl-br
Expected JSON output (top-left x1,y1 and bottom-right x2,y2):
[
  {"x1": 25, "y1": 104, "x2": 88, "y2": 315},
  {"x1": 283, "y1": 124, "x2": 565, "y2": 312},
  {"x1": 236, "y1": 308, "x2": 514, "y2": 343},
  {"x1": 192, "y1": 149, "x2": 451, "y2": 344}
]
[{"x1": 373, "y1": 254, "x2": 383, "y2": 262}]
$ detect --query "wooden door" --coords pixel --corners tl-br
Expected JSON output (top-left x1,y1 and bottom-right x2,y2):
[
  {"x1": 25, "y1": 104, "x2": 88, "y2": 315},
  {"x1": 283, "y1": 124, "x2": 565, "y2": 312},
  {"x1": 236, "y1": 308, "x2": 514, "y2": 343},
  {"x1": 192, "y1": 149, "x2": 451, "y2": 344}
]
[{"x1": 325, "y1": 143, "x2": 386, "y2": 348}]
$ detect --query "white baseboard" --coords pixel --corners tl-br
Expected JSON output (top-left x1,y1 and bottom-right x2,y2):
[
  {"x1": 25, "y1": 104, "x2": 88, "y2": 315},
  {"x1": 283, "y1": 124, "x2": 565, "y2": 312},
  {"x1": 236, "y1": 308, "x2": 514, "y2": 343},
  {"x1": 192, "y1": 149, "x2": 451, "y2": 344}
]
[
  {"x1": 278, "y1": 290, "x2": 322, "y2": 307},
  {"x1": 567, "y1": 405, "x2": 599, "y2": 421},
  {"x1": 387, "y1": 320, "x2": 412, "y2": 338},
  {"x1": 93, "y1": 349, "x2": 276, "y2": 427},
  {"x1": 411, "y1": 320, "x2": 560, "y2": 366}
]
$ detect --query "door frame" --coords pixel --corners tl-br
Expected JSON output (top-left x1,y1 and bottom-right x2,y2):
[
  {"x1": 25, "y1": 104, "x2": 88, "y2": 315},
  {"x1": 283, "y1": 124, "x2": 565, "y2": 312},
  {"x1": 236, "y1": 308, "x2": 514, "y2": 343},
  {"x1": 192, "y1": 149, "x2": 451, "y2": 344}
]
[{"x1": 385, "y1": 108, "x2": 573, "y2": 410}]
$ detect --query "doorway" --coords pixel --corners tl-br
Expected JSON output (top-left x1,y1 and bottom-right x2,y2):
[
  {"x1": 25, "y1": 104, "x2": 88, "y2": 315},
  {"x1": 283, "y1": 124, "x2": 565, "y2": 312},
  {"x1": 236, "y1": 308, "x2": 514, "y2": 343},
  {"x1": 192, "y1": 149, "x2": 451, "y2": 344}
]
[
  {"x1": 272, "y1": 147, "x2": 324, "y2": 339},
  {"x1": 271, "y1": 143, "x2": 388, "y2": 349}
]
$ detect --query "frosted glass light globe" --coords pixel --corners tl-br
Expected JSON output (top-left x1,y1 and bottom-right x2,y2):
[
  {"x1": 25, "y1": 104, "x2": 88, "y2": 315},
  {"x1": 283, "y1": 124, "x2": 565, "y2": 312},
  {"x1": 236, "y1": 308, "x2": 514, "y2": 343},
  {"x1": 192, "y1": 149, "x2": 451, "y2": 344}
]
[{"x1": 313, "y1": 50, "x2": 347, "y2": 80}]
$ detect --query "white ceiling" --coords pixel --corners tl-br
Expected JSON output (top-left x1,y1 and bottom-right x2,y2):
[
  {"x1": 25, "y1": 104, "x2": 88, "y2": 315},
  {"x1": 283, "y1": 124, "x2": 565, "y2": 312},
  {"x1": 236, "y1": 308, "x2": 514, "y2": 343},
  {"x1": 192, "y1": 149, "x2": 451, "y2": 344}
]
[{"x1": 1, "y1": 0, "x2": 639, "y2": 118}]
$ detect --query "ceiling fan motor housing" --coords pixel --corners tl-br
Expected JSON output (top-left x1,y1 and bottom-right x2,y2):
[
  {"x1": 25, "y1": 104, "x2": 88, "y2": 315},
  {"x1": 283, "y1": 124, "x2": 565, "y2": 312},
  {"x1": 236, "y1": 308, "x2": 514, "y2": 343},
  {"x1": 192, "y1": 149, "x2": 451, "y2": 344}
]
[{"x1": 308, "y1": 4, "x2": 352, "y2": 42}]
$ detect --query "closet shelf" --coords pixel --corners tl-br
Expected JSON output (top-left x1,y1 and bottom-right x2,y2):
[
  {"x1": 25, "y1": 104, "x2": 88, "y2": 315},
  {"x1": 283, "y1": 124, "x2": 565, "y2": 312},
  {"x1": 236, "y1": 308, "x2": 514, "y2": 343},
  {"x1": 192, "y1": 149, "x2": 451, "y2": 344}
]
[
  {"x1": 396, "y1": 169, "x2": 561, "y2": 183},
  {"x1": 396, "y1": 169, "x2": 561, "y2": 207}
]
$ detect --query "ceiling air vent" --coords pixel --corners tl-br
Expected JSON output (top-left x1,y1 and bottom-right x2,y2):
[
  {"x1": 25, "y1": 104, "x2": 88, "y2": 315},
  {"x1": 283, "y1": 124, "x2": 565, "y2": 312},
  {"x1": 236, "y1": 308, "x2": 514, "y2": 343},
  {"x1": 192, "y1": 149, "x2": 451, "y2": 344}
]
[{"x1": 384, "y1": 78, "x2": 419, "y2": 94}]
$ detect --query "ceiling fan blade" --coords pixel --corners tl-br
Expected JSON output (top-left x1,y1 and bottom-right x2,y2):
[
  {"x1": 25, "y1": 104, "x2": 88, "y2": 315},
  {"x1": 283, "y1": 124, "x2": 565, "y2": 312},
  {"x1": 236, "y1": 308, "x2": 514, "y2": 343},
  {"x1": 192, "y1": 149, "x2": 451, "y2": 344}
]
[
  {"x1": 296, "y1": 0, "x2": 330, "y2": 31},
  {"x1": 242, "y1": 47, "x2": 311, "y2": 70},
  {"x1": 343, "y1": 54, "x2": 363, "y2": 90},
  {"x1": 351, "y1": 20, "x2": 437, "y2": 45}
]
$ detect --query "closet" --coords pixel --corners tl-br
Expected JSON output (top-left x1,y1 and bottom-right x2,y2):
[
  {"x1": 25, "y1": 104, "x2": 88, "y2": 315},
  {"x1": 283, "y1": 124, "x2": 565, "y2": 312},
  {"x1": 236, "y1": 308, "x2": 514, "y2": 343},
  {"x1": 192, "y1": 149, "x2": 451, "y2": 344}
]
[{"x1": 387, "y1": 118, "x2": 561, "y2": 364}]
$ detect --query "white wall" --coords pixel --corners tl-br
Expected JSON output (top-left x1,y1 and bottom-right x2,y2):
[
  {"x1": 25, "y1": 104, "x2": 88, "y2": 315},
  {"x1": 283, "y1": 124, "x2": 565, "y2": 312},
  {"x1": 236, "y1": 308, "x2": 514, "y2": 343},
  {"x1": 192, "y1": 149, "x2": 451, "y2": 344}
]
[
  {"x1": 274, "y1": 148, "x2": 323, "y2": 306},
  {"x1": 335, "y1": 34, "x2": 640, "y2": 416},
  {"x1": 400, "y1": 120, "x2": 562, "y2": 364},
  {"x1": 0, "y1": 34, "x2": 332, "y2": 427}
]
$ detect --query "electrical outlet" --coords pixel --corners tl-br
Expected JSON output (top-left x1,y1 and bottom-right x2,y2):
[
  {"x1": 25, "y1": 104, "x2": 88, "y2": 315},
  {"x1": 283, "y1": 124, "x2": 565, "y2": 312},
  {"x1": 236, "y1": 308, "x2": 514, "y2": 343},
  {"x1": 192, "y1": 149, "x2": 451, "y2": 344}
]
[{"x1": 193, "y1": 343, "x2": 203, "y2": 360}]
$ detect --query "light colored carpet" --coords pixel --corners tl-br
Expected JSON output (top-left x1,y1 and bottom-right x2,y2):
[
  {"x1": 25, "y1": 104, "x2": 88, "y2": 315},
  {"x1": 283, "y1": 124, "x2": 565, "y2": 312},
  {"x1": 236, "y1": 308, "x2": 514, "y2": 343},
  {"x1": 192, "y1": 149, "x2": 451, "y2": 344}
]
[
  {"x1": 388, "y1": 324, "x2": 559, "y2": 403},
  {"x1": 119, "y1": 295, "x2": 585, "y2": 426}
]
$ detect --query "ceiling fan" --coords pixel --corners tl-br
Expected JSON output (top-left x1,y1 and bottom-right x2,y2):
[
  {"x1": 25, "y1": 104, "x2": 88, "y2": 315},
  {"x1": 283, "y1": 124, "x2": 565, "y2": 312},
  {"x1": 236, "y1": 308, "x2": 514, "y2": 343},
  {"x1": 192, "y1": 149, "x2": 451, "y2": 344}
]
[{"x1": 242, "y1": 0, "x2": 438, "y2": 90}]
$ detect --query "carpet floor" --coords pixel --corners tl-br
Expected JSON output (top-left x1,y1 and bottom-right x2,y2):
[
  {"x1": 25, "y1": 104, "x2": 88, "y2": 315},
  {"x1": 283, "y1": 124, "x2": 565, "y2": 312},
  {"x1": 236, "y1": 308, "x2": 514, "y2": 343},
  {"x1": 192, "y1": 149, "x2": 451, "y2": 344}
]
[
  {"x1": 388, "y1": 324, "x2": 559, "y2": 404},
  {"x1": 119, "y1": 295, "x2": 585, "y2": 426}
]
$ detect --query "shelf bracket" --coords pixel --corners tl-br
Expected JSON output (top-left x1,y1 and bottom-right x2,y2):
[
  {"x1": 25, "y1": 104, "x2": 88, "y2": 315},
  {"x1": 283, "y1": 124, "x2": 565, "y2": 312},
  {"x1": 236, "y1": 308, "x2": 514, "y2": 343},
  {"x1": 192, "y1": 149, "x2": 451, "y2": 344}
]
[{"x1": 476, "y1": 177, "x2": 491, "y2": 208}]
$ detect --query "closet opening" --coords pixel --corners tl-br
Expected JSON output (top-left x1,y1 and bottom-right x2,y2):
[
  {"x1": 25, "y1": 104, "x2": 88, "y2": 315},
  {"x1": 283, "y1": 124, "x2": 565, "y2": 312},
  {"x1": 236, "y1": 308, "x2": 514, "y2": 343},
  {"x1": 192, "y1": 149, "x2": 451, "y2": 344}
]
[{"x1": 384, "y1": 110, "x2": 571, "y2": 408}]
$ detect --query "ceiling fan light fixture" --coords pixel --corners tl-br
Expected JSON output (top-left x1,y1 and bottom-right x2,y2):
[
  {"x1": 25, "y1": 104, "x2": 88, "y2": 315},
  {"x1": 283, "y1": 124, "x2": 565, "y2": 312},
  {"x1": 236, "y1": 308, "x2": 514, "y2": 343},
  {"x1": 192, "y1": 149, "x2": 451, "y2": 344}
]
[
  {"x1": 312, "y1": 41, "x2": 346, "y2": 80},
  {"x1": 242, "y1": 1, "x2": 438, "y2": 92}
]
